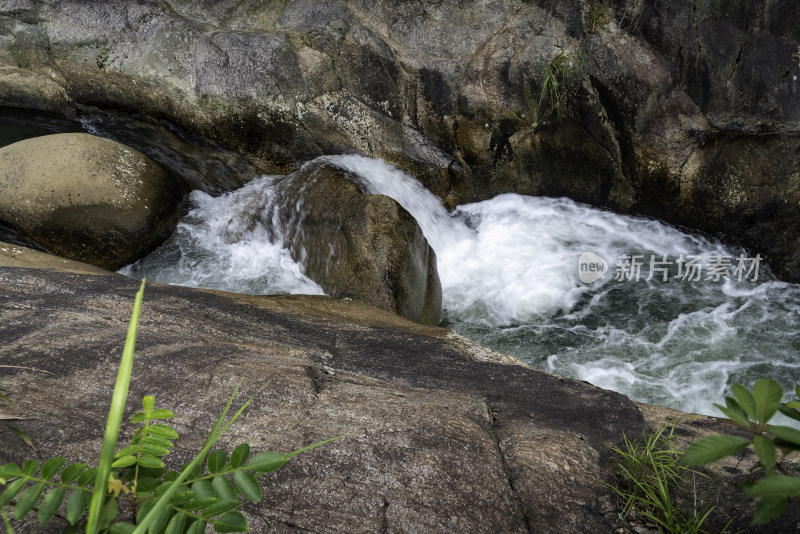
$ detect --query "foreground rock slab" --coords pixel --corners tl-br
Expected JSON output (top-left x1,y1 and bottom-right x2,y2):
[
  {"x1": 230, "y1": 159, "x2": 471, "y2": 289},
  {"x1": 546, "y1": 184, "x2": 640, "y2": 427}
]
[
  {"x1": 0, "y1": 133, "x2": 184, "y2": 270},
  {"x1": 0, "y1": 266, "x2": 642, "y2": 533}
]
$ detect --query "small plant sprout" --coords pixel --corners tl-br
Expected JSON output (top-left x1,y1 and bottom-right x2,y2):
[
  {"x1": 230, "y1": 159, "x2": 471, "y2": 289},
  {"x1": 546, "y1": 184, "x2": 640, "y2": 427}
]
[
  {"x1": 605, "y1": 422, "x2": 718, "y2": 533},
  {"x1": 537, "y1": 49, "x2": 586, "y2": 119}
]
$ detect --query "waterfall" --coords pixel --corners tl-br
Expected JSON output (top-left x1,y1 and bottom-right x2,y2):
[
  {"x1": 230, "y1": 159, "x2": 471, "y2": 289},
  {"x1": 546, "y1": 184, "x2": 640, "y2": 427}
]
[{"x1": 122, "y1": 155, "x2": 800, "y2": 421}]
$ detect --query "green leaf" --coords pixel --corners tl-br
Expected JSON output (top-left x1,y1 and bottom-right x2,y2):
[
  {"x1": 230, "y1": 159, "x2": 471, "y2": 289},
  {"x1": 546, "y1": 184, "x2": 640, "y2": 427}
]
[
  {"x1": 112, "y1": 456, "x2": 138, "y2": 468},
  {"x1": 201, "y1": 499, "x2": 241, "y2": 519},
  {"x1": 244, "y1": 452, "x2": 285, "y2": 474},
  {"x1": 147, "y1": 504, "x2": 170, "y2": 534},
  {"x1": 207, "y1": 451, "x2": 227, "y2": 475},
  {"x1": 110, "y1": 523, "x2": 136, "y2": 534},
  {"x1": 131, "y1": 412, "x2": 147, "y2": 424},
  {"x1": 212, "y1": 477, "x2": 237, "y2": 502},
  {"x1": 212, "y1": 511, "x2": 249, "y2": 533},
  {"x1": 66, "y1": 489, "x2": 88, "y2": 525},
  {"x1": 100, "y1": 498, "x2": 119, "y2": 531},
  {"x1": 742, "y1": 476, "x2": 800, "y2": 498},
  {"x1": 230, "y1": 444, "x2": 250, "y2": 469},
  {"x1": 86, "y1": 279, "x2": 146, "y2": 534},
  {"x1": 144, "y1": 436, "x2": 174, "y2": 449},
  {"x1": 164, "y1": 512, "x2": 186, "y2": 534},
  {"x1": 141, "y1": 444, "x2": 171, "y2": 457},
  {"x1": 163, "y1": 470, "x2": 179, "y2": 483},
  {"x1": 186, "y1": 519, "x2": 207, "y2": 534},
  {"x1": 137, "y1": 498, "x2": 156, "y2": 523},
  {"x1": 183, "y1": 462, "x2": 202, "y2": 481},
  {"x1": 715, "y1": 402, "x2": 750, "y2": 428},
  {"x1": 135, "y1": 477, "x2": 160, "y2": 493},
  {"x1": 192, "y1": 480, "x2": 214, "y2": 498},
  {"x1": 732, "y1": 384, "x2": 757, "y2": 421},
  {"x1": 779, "y1": 406, "x2": 800, "y2": 423},
  {"x1": 182, "y1": 496, "x2": 219, "y2": 511},
  {"x1": 753, "y1": 379, "x2": 784, "y2": 424},
  {"x1": 0, "y1": 463, "x2": 22, "y2": 479},
  {"x1": 769, "y1": 425, "x2": 800, "y2": 446},
  {"x1": 148, "y1": 409, "x2": 174, "y2": 420},
  {"x1": 0, "y1": 478, "x2": 28, "y2": 505},
  {"x1": 283, "y1": 435, "x2": 346, "y2": 459},
  {"x1": 753, "y1": 435, "x2": 777, "y2": 470},
  {"x1": 234, "y1": 471, "x2": 261, "y2": 503},
  {"x1": 795, "y1": 383, "x2": 800, "y2": 399},
  {"x1": 77, "y1": 468, "x2": 97, "y2": 487},
  {"x1": 38, "y1": 487, "x2": 66, "y2": 525},
  {"x1": 61, "y1": 463, "x2": 87, "y2": 484},
  {"x1": 154, "y1": 481, "x2": 173, "y2": 498},
  {"x1": 143, "y1": 396, "x2": 155, "y2": 412},
  {"x1": 137, "y1": 454, "x2": 165, "y2": 469},
  {"x1": 116, "y1": 445, "x2": 139, "y2": 458},
  {"x1": 40, "y1": 457, "x2": 66, "y2": 481},
  {"x1": 751, "y1": 495, "x2": 788, "y2": 526},
  {"x1": 14, "y1": 483, "x2": 45, "y2": 520},
  {"x1": 148, "y1": 424, "x2": 179, "y2": 439},
  {"x1": 22, "y1": 460, "x2": 40, "y2": 476},
  {"x1": 785, "y1": 400, "x2": 800, "y2": 409},
  {"x1": 679, "y1": 435, "x2": 751, "y2": 466},
  {"x1": 170, "y1": 490, "x2": 196, "y2": 505},
  {"x1": 2, "y1": 424, "x2": 35, "y2": 450}
]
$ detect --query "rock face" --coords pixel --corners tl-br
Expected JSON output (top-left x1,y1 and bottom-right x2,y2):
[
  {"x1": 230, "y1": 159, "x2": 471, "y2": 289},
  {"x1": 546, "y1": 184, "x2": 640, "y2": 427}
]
[
  {"x1": 275, "y1": 161, "x2": 442, "y2": 325},
  {"x1": 0, "y1": 265, "x2": 642, "y2": 533},
  {"x1": 2, "y1": 259, "x2": 798, "y2": 533},
  {"x1": 0, "y1": 1, "x2": 798, "y2": 277},
  {"x1": 0, "y1": 133, "x2": 184, "y2": 270}
]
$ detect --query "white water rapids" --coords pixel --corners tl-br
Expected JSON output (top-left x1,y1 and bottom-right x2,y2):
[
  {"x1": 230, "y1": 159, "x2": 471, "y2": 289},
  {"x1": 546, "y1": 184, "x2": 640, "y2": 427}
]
[{"x1": 122, "y1": 155, "x2": 800, "y2": 421}]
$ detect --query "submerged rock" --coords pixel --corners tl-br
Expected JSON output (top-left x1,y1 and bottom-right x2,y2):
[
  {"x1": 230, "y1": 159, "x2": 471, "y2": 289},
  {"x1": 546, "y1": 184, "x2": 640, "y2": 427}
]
[
  {"x1": 0, "y1": 133, "x2": 185, "y2": 270},
  {"x1": 273, "y1": 161, "x2": 442, "y2": 326}
]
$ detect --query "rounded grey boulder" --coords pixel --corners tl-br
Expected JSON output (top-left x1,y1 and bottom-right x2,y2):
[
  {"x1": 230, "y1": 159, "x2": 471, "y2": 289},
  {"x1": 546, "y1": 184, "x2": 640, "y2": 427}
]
[
  {"x1": 275, "y1": 161, "x2": 442, "y2": 326},
  {"x1": 0, "y1": 133, "x2": 184, "y2": 270}
]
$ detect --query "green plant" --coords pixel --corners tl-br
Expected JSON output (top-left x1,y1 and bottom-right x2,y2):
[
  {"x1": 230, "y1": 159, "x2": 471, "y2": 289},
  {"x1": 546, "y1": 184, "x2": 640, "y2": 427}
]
[
  {"x1": 537, "y1": 49, "x2": 586, "y2": 119},
  {"x1": 606, "y1": 423, "x2": 718, "y2": 533},
  {"x1": 680, "y1": 379, "x2": 800, "y2": 526},
  {"x1": 589, "y1": 0, "x2": 613, "y2": 33},
  {"x1": 0, "y1": 281, "x2": 341, "y2": 533}
]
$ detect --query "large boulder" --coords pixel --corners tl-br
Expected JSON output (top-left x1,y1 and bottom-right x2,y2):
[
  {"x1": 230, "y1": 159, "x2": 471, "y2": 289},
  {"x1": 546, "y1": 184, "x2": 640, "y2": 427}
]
[
  {"x1": 0, "y1": 0, "x2": 798, "y2": 279},
  {"x1": 273, "y1": 161, "x2": 442, "y2": 326},
  {"x1": 0, "y1": 133, "x2": 184, "y2": 270}
]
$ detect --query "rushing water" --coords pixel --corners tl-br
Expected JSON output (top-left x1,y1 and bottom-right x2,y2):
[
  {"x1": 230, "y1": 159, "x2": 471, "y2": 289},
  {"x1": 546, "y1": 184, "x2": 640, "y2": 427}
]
[
  {"x1": 121, "y1": 155, "x2": 800, "y2": 421},
  {"x1": 2, "y1": 108, "x2": 797, "y2": 420}
]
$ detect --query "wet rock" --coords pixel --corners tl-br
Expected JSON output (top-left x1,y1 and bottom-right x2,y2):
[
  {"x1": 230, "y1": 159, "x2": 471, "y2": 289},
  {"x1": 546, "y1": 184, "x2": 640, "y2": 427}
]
[
  {"x1": 0, "y1": 265, "x2": 644, "y2": 533},
  {"x1": 274, "y1": 161, "x2": 442, "y2": 326},
  {"x1": 0, "y1": 0, "x2": 799, "y2": 279},
  {"x1": 0, "y1": 133, "x2": 185, "y2": 270}
]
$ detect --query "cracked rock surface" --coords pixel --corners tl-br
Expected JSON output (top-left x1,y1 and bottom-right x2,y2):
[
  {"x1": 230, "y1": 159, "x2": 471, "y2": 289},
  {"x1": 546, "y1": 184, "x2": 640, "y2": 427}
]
[{"x1": 0, "y1": 265, "x2": 643, "y2": 533}]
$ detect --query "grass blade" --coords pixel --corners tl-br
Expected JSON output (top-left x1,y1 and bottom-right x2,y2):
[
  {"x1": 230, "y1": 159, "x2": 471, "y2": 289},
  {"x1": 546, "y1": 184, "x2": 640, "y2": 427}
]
[{"x1": 85, "y1": 280, "x2": 146, "y2": 534}]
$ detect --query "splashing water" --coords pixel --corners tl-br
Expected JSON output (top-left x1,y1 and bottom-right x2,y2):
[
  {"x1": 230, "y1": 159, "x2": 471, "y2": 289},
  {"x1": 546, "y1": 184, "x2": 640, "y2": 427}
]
[{"x1": 123, "y1": 155, "x2": 800, "y2": 419}]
